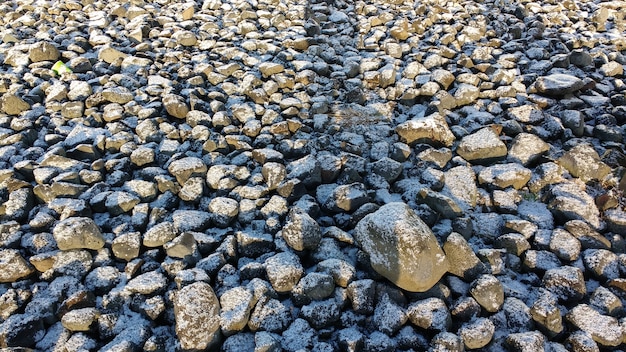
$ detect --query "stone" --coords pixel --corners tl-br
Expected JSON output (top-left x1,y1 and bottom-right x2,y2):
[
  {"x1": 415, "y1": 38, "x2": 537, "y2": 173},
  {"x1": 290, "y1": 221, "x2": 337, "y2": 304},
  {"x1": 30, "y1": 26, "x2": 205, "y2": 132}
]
[
  {"x1": 506, "y1": 331, "x2": 545, "y2": 352},
  {"x1": 208, "y1": 197, "x2": 239, "y2": 228},
  {"x1": 0, "y1": 249, "x2": 34, "y2": 283},
  {"x1": 265, "y1": 252, "x2": 304, "y2": 293},
  {"x1": 143, "y1": 222, "x2": 177, "y2": 247},
  {"x1": 281, "y1": 207, "x2": 321, "y2": 251},
  {"x1": 508, "y1": 133, "x2": 550, "y2": 166},
  {"x1": 443, "y1": 233, "x2": 486, "y2": 280},
  {"x1": 354, "y1": 203, "x2": 449, "y2": 292},
  {"x1": 0, "y1": 94, "x2": 31, "y2": 115},
  {"x1": 323, "y1": 183, "x2": 370, "y2": 213},
  {"x1": 507, "y1": 104, "x2": 545, "y2": 124},
  {"x1": 566, "y1": 331, "x2": 600, "y2": 352},
  {"x1": 469, "y1": 274, "x2": 504, "y2": 313},
  {"x1": 549, "y1": 228, "x2": 581, "y2": 261},
  {"x1": 300, "y1": 299, "x2": 341, "y2": 329},
  {"x1": 545, "y1": 182, "x2": 601, "y2": 229},
  {"x1": 458, "y1": 317, "x2": 495, "y2": 349},
  {"x1": 535, "y1": 74, "x2": 584, "y2": 95},
  {"x1": 168, "y1": 157, "x2": 207, "y2": 185},
  {"x1": 174, "y1": 282, "x2": 221, "y2": 350},
  {"x1": 29, "y1": 42, "x2": 60, "y2": 62},
  {"x1": 531, "y1": 294, "x2": 563, "y2": 337},
  {"x1": 163, "y1": 94, "x2": 189, "y2": 119},
  {"x1": 395, "y1": 113, "x2": 456, "y2": 147},
  {"x1": 248, "y1": 298, "x2": 292, "y2": 333},
  {"x1": 220, "y1": 286, "x2": 256, "y2": 335},
  {"x1": 52, "y1": 217, "x2": 105, "y2": 250},
  {"x1": 477, "y1": 163, "x2": 532, "y2": 190},
  {"x1": 126, "y1": 271, "x2": 167, "y2": 295},
  {"x1": 372, "y1": 293, "x2": 407, "y2": 334},
  {"x1": 543, "y1": 266, "x2": 586, "y2": 302},
  {"x1": 61, "y1": 307, "x2": 100, "y2": 331},
  {"x1": 408, "y1": 297, "x2": 451, "y2": 331},
  {"x1": 600, "y1": 61, "x2": 623, "y2": 77},
  {"x1": 102, "y1": 87, "x2": 134, "y2": 104},
  {"x1": 172, "y1": 210, "x2": 212, "y2": 233},
  {"x1": 566, "y1": 304, "x2": 623, "y2": 347},
  {"x1": 105, "y1": 191, "x2": 140, "y2": 216},
  {"x1": 582, "y1": 249, "x2": 620, "y2": 281},
  {"x1": 457, "y1": 127, "x2": 507, "y2": 163},
  {"x1": 558, "y1": 144, "x2": 611, "y2": 182},
  {"x1": 443, "y1": 166, "x2": 478, "y2": 210},
  {"x1": 418, "y1": 188, "x2": 464, "y2": 219}
]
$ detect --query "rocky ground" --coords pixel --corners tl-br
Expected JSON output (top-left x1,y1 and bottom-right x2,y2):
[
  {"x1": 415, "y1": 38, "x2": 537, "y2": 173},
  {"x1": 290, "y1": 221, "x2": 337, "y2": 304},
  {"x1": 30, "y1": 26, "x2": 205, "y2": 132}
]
[{"x1": 0, "y1": 0, "x2": 625, "y2": 350}]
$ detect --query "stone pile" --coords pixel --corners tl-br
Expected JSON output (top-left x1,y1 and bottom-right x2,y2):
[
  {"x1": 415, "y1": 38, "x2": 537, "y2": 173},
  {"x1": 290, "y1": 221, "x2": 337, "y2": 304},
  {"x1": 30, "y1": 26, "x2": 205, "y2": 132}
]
[{"x1": 0, "y1": 0, "x2": 625, "y2": 350}]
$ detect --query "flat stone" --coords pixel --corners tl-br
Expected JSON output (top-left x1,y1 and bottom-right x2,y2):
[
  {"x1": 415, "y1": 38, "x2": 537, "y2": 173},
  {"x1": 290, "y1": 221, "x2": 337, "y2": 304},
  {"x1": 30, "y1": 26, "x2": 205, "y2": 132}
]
[
  {"x1": 478, "y1": 163, "x2": 532, "y2": 190},
  {"x1": 396, "y1": 112, "x2": 456, "y2": 147},
  {"x1": 535, "y1": 74, "x2": 584, "y2": 96},
  {"x1": 354, "y1": 202, "x2": 449, "y2": 292},
  {"x1": 29, "y1": 41, "x2": 60, "y2": 62}
]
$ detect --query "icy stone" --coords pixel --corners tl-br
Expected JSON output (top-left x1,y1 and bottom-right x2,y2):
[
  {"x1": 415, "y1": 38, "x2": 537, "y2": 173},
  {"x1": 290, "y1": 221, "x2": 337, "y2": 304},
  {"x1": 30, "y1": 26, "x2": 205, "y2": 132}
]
[
  {"x1": 443, "y1": 166, "x2": 478, "y2": 210},
  {"x1": 469, "y1": 274, "x2": 504, "y2": 313},
  {"x1": 281, "y1": 207, "x2": 321, "y2": 251},
  {"x1": 354, "y1": 203, "x2": 449, "y2": 292},
  {"x1": 0, "y1": 249, "x2": 34, "y2": 283},
  {"x1": 558, "y1": 144, "x2": 611, "y2": 183},
  {"x1": 172, "y1": 210, "x2": 212, "y2": 232},
  {"x1": 408, "y1": 297, "x2": 451, "y2": 331},
  {"x1": 347, "y1": 279, "x2": 376, "y2": 314},
  {"x1": 395, "y1": 112, "x2": 456, "y2": 147},
  {"x1": 443, "y1": 232, "x2": 486, "y2": 280},
  {"x1": 248, "y1": 298, "x2": 292, "y2": 333},
  {"x1": 61, "y1": 307, "x2": 100, "y2": 331},
  {"x1": 317, "y1": 259, "x2": 356, "y2": 288},
  {"x1": 300, "y1": 298, "x2": 341, "y2": 329},
  {"x1": 52, "y1": 217, "x2": 105, "y2": 250},
  {"x1": 564, "y1": 220, "x2": 611, "y2": 250},
  {"x1": 265, "y1": 252, "x2": 304, "y2": 293},
  {"x1": 111, "y1": 232, "x2": 140, "y2": 261},
  {"x1": 477, "y1": 163, "x2": 532, "y2": 190},
  {"x1": 105, "y1": 191, "x2": 140, "y2": 216},
  {"x1": 458, "y1": 317, "x2": 495, "y2": 349},
  {"x1": 220, "y1": 286, "x2": 256, "y2": 335},
  {"x1": 0, "y1": 94, "x2": 31, "y2": 115},
  {"x1": 582, "y1": 249, "x2": 620, "y2": 281},
  {"x1": 543, "y1": 266, "x2": 586, "y2": 302},
  {"x1": 457, "y1": 127, "x2": 507, "y2": 163},
  {"x1": 549, "y1": 228, "x2": 581, "y2": 261},
  {"x1": 507, "y1": 104, "x2": 545, "y2": 124},
  {"x1": 209, "y1": 197, "x2": 239, "y2": 228},
  {"x1": 566, "y1": 304, "x2": 623, "y2": 347},
  {"x1": 174, "y1": 282, "x2": 221, "y2": 350}
]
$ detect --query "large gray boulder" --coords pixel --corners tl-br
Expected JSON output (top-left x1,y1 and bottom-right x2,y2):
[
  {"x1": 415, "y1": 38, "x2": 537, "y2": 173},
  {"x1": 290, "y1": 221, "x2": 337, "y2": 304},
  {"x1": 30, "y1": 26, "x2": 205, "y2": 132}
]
[{"x1": 354, "y1": 202, "x2": 449, "y2": 292}]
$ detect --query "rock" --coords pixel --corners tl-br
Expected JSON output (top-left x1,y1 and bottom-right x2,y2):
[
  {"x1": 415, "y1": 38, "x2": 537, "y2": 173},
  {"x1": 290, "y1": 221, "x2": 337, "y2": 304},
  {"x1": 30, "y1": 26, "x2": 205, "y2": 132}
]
[
  {"x1": 605, "y1": 209, "x2": 626, "y2": 234},
  {"x1": 323, "y1": 183, "x2": 370, "y2": 213},
  {"x1": 418, "y1": 188, "x2": 464, "y2": 219},
  {"x1": 0, "y1": 313, "x2": 45, "y2": 348},
  {"x1": 52, "y1": 217, "x2": 105, "y2": 250},
  {"x1": 29, "y1": 42, "x2": 60, "y2": 62},
  {"x1": 126, "y1": 271, "x2": 168, "y2": 295},
  {"x1": 531, "y1": 293, "x2": 563, "y2": 337},
  {"x1": 174, "y1": 282, "x2": 221, "y2": 350},
  {"x1": 0, "y1": 249, "x2": 34, "y2": 283},
  {"x1": 395, "y1": 112, "x2": 456, "y2": 147},
  {"x1": 535, "y1": 74, "x2": 584, "y2": 95},
  {"x1": 508, "y1": 133, "x2": 550, "y2": 166},
  {"x1": 317, "y1": 259, "x2": 356, "y2": 288},
  {"x1": 600, "y1": 61, "x2": 623, "y2": 77},
  {"x1": 168, "y1": 157, "x2": 207, "y2": 185},
  {"x1": 443, "y1": 233, "x2": 486, "y2": 280},
  {"x1": 469, "y1": 274, "x2": 504, "y2": 313},
  {"x1": 408, "y1": 298, "x2": 451, "y2": 331},
  {"x1": 354, "y1": 203, "x2": 449, "y2": 292},
  {"x1": 143, "y1": 222, "x2": 177, "y2": 247},
  {"x1": 582, "y1": 249, "x2": 619, "y2": 281},
  {"x1": 557, "y1": 144, "x2": 611, "y2": 182},
  {"x1": 61, "y1": 307, "x2": 100, "y2": 331},
  {"x1": 549, "y1": 228, "x2": 581, "y2": 261},
  {"x1": 566, "y1": 331, "x2": 600, "y2": 352},
  {"x1": 566, "y1": 304, "x2": 623, "y2": 347},
  {"x1": 265, "y1": 252, "x2": 304, "y2": 293},
  {"x1": 478, "y1": 163, "x2": 532, "y2": 190},
  {"x1": 0, "y1": 94, "x2": 31, "y2": 115},
  {"x1": 370, "y1": 157, "x2": 403, "y2": 182},
  {"x1": 589, "y1": 286, "x2": 622, "y2": 316},
  {"x1": 102, "y1": 87, "x2": 134, "y2": 104},
  {"x1": 373, "y1": 293, "x2": 408, "y2": 334},
  {"x1": 443, "y1": 166, "x2": 478, "y2": 210},
  {"x1": 208, "y1": 197, "x2": 239, "y2": 228},
  {"x1": 294, "y1": 272, "x2": 335, "y2": 301},
  {"x1": 457, "y1": 126, "x2": 507, "y2": 163},
  {"x1": 220, "y1": 286, "x2": 256, "y2": 335},
  {"x1": 248, "y1": 298, "x2": 292, "y2": 333},
  {"x1": 564, "y1": 220, "x2": 611, "y2": 250},
  {"x1": 163, "y1": 94, "x2": 189, "y2": 119},
  {"x1": 458, "y1": 317, "x2": 495, "y2": 349},
  {"x1": 507, "y1": 104, "x2": 545, "y2": 124},
  {"x1": 506, "y1": 331, "x2": 545, "y2": 352},
  {"x1": 172, "y1": 210, "x2": 212, "y2": 232},
  {"x1": 105, "y1": 191, "x2": 140, "y2": 216},
  {"x1": 281, "y1": 207, "x2": 322, "y2": 251},
  {"x1": 543, "y1": 266, "x2": 586, "y2": 302},
  {"x1": 545, "y1": 182, "x2": 601, "y2": 229},
  {"x1": 300, "y1": 299, "x2": 341, "y2": 329}
]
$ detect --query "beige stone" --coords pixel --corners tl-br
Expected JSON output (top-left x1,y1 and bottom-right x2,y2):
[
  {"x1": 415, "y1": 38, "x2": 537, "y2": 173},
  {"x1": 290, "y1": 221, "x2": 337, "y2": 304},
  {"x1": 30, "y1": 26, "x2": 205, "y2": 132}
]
[{"x1": 174, "y1": 282, "x2": 221, "y2": 350}]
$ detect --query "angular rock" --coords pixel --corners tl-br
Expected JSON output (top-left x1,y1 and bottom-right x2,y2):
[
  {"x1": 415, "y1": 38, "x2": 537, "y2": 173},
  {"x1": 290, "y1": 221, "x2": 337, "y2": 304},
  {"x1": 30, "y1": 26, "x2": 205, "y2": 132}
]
[
  {"x1": 558, "y1": 144, "x2": 611, "y2": 182},
  {"x1": 168, "y1": 157, "x2": 207, "y2": 185},
  {"x1": 0, "y1": 249, "x2": 34, "y2": 283},
  {"x1": 265, "y1": 252, "x2": 304, "y2": 293},
  {"x1": 174, "y1": 282, "x2": 221, "y2": 350},
  {"x1": 508, "y1": 133, "x2": 550, "y2": 166},
  {"x1": 543, "y1": 266, "x2": 586, "y2": 302},
  {"x1": 0, "y1": 94, "x2": 31, "y2": 115},
  {"x1": 143, "y1": 222, "x2": 177, "y2": 247},
  {"x1": 477, "y1": 163, "x2": 532, "y2": 190},
  {"x1": 354, "y1": 203, "x2": 449, "y2": 292},
  {"x1": 408, "y1": 297, "x2": 451, "y2": 331},
  {"x1": 443, "y1": 233, "x2": 486, "y2": 280},
  {"x1": 52, "y1": 217, "x2": 105, "y2": 251},
  {"x1": 281, "y1": 207, "x2": 321, "y2": 251},
  {"x1": 29, "y1": 42, "x2": 60, "y2": 62},
  {"x1": 323, "y1": 183, "x2": 370, "y2": 213},
  {"x1": 506, "y1": 331, "x2": 545, "y2": 352},
  {"x1": 545, "y1": 182, "x2": 601, "y2": 229},
  {"x1": 163, "y1": 94, "x2": 189, "y2": 119},
  {"x1": 208, "y1": 197, "x2": 239, "y2": 228},
  {"x1": 395, "y1": 112, "x2": 456, "y2": 147},
  {"x1": 469, "y1": 274, "x2": 504, "y2": 313},
  {"x1": 457, "y1": 127, "x2": 507, "y2": 163},
  {"x1": 220, "y1": 286, "x2": 256, "y2": 335},
  {"x1": 126, "y1": 271, "x2": 167, "y2": 295},
  {"x1": 566, "y1": 304, "x2": 623, "y2": 347}
]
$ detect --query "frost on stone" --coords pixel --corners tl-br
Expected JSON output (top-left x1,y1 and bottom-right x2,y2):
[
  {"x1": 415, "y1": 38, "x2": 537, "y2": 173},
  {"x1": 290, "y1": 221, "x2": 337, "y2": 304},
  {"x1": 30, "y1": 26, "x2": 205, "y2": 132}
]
[
  {"x1": 354, "y1": 202, "x2": 449, "y2": 292},
  {"x1": 173, "y1": 281, "x2": 221, "y2": 350}
]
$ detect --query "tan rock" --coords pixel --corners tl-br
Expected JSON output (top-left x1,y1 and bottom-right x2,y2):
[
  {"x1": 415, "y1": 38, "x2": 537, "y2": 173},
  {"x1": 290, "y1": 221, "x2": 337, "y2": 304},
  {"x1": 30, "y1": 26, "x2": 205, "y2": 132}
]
[
  {"x1": 0, "y1": 249, "x2": 34, "y2": 282},
  {"x1": 354, "y1": 202, "x2": 449, "y2": 292},
  {"x1": 558, "y1": 144, "x2": 611, "y2": 182},
  {"x1": 174, "y1": 282, "x2": 221, "y2": 350},
  {"x1": 52, "y1": 217, "x2": 105, "y2": 251},
  {"x1": 395, "y1": 112, "x2": 456, "y2": 147},
  {"x1": 0, "y1": 94, "x2": 30, "y2": 115},
  {"x1": 457, "y1": 126, "x2": 507, "y2": 163}
]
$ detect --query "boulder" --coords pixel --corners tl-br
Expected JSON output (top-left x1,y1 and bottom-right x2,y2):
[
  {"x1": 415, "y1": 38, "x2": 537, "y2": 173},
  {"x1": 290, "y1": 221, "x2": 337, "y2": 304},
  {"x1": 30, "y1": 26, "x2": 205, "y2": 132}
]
[{"x1": 354, "y1": 202, "x2": 449, "y2": 292}]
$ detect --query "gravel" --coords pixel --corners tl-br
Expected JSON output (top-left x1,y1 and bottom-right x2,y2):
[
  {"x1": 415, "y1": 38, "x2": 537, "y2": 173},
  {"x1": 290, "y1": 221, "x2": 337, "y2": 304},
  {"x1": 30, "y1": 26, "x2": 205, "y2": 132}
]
[{"x1": 0, "y1": 0, "x2": 626, "y2": 349}]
